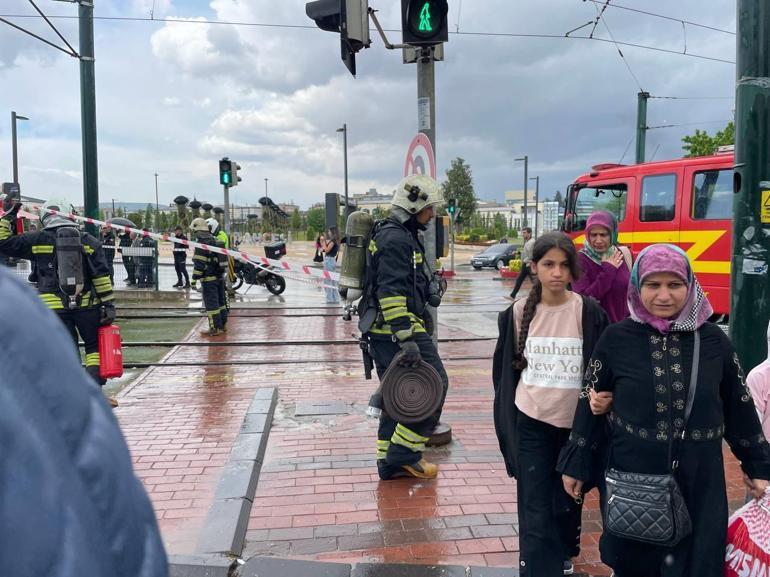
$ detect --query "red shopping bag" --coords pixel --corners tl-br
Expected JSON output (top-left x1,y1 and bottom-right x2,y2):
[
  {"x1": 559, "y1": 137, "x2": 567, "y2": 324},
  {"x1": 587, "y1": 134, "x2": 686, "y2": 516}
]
[{"x1": 725, "y1": 495, "x2": 770, "y2": 576}]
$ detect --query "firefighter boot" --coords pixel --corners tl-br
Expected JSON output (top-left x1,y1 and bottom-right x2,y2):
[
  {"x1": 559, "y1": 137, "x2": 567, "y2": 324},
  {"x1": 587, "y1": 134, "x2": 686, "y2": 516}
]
[
  {"x1": 200, "y1": 328, "x2": 224, "y2": 337},
  {"x1": 377, "y1": 458, "x2": 438, "y2": 480}
]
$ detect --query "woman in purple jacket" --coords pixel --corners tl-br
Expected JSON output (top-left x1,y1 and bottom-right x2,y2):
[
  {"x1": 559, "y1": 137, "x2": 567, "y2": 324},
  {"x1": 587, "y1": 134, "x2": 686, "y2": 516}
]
[{"x1": 572, "y1": 211, "x2": 631, "y2": 323}]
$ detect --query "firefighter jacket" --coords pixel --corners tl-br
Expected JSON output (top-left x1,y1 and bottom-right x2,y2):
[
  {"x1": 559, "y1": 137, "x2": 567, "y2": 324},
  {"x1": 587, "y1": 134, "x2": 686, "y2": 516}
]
[
  {"x1": 0, "y1": 220, "x2": 114, "y2": 311},
  {"x1": 365, "y1": 217, "x2": 431, "y2": 338},
  {"x1": 172, "y1": 234, "x2": 188, "y2": 261},
  {"x1": 192, "y1": 233, "x2": 226, "y2": 283}
]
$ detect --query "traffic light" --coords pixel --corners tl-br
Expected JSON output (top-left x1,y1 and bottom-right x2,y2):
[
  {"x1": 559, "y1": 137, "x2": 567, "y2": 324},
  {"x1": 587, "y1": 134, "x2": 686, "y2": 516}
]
[
  {"x1": 447, "y1": 197, "x2": 456, "y2": 215},
  {"x1": 401, "y1": 0, "x2": 448, "y2": 46},
  {"x1": 230, "y1": 161, "x2": 242, "y2": 188},
  {"x1": 219, "y1": 158, "x2": 232, "y2": 186},
  {"x1": 306, "y1": 0, "x2": 370, "y2": 77}
]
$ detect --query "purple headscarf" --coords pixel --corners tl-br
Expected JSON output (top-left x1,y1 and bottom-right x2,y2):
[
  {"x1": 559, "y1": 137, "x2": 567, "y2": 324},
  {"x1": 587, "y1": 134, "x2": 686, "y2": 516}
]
[
  {"x1": 581, "y1": 211, "x2": 618, "y2": 264},
  {"x1": 627, "y1": 244, "x2": 713, "y2": 334}
]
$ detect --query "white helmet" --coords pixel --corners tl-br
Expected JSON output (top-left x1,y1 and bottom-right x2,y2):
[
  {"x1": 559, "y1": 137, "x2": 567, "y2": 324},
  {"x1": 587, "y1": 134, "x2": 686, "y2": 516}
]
[
  {"x1": 40, "y1": 198, "x2": 77, "y2": 229},
  {"x1": 391, "y1": 174, "x2": 443, "y2": 215},
  {"x1": 206, "y1": 217, "x2": 220, "y2": 235},
  {"x1": 190, "y1": 217, "x2": 209, "y2": 233}
]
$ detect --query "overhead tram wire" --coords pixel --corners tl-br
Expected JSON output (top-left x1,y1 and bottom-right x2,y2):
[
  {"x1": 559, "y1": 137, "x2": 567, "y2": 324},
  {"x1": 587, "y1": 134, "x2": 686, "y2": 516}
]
[
  {"x1": 646, "y1": 119, "x2": 733, "y2": 130},
  {"x1": 0, "y1": 14, "x2": 735, "y2": 65},
  {"x1": 592, "y1": 0, "x2": 645, "y2": 92}
]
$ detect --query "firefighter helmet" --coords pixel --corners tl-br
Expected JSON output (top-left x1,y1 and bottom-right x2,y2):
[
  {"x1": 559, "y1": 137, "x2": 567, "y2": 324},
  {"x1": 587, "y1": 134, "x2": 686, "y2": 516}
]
[
  {"x1": 390, "y1": 174, "x2": 443, "y2": 215},
  {"x1": 40, "y1": 198, "x2": 77, "y2": 229},
  {"x1": 190, "y1": 217, "x2": 209, "y2": 233},
  {"x1": 206, "y1": 217, "x2": 220, "y2": 235}
]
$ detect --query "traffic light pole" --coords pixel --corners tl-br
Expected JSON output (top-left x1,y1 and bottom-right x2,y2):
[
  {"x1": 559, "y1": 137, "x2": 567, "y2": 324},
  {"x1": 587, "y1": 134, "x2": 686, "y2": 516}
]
[
  {"x1": 79, "y1": 0, "x2": 99, "y2": 236},
  {"x1": 450, "y1": 211, "x2": 455, "y2": 273},
  {"x1": 635, "y1": 91, "x2": 649, "y2": 164},
  {"x1": 223, "y1": 184, "x2": 231, "y2": 236},
  {"x1": 730, "y1": 1, "x2": 770, "y2": 372}
]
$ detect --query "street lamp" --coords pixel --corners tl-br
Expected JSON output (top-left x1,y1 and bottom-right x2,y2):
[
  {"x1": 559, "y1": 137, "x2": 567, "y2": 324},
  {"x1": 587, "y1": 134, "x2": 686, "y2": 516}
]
[
  {"x1": 529, "y1": 176, "x2": 540, "y2": 239},
  {"x1": 11, "y1": 111, "x2": 29, "y2": 184},
  {"x1": 514, "y1": 156, "x2": 528, "y2": 229},
  {"x1": 336, "y1": 123, "x2": 349, "y2": 222},
  {"x1": 264, "y1": 177, "x2": 269, "y2": 198},
  {"x1": 154, "y1": 172, "x2": 159, "y2": 230}
]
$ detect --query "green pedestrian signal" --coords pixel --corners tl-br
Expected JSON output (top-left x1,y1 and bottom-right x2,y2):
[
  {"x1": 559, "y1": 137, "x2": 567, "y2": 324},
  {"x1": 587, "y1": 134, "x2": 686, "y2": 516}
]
[
  {"x1": 401, "y1": 0, "x2": 448, "y2": 45},
  {"x1": 447, "y1": 198, "x2": 456, "y2": 215}
]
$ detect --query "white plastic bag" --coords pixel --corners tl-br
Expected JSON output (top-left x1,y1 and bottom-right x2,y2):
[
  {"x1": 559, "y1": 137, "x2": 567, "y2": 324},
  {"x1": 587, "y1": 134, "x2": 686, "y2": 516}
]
[{"x1": 725, "y1": 494, "x2": 770, "y2": 577}]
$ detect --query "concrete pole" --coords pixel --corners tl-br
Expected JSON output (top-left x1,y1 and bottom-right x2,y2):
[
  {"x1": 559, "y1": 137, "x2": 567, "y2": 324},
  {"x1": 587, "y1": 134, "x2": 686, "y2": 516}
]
[
  {"x1": 342, "y1": 124, "x2": 349, "y2": 218},
  {"x1": 154, "y1": 172, "x2": 159, "y2": 230},
  {"x1": 635, "y1": 91, "x2": 650, "y2": 164},
  {"x1": 11, "y1": 111, "x2": 27, "y2": 184},
  {"x1": 730, "y1": 1, "x2": 770, "y2": 371},
  {"x1": 79, "y1": 0, "x2": 99, "y2": 236},
  {"x1": 530, "y1": 175, "x2": 540, "y2": 238}
]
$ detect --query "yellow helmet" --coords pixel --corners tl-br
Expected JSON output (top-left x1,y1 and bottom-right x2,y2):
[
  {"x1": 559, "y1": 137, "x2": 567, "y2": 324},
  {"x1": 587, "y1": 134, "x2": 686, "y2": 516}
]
[{"x1": 391, "y1": 174, "x2": 443, "y2": 215}]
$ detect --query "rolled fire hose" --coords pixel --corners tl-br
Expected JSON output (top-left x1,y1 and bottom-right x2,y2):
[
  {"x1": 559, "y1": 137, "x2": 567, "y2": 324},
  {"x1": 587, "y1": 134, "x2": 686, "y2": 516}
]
[{"x1": 380, "y1": 351, "x2": 443, "y2": 425}]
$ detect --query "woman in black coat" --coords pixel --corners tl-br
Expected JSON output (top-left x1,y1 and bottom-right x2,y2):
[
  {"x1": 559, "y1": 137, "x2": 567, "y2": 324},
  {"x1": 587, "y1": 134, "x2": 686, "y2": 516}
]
[{"x1": 558, "y1": 244, "x2": 770, "y2": 577}]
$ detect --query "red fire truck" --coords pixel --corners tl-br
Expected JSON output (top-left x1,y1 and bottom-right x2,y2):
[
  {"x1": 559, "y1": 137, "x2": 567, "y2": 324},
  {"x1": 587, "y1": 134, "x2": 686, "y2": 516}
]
[{"x1": 562, "y1": 149, "x2": 734, "y2": 316}]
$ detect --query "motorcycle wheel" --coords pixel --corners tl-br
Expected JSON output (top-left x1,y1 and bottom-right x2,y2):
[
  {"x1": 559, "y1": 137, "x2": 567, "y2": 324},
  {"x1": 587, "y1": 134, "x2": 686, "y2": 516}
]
[
  {"x1": 265, "y1": 274, "x2": 286, "y2": 295},
  {"x1": 232, "y1": 274, "x2": 244, "y2": 291}
]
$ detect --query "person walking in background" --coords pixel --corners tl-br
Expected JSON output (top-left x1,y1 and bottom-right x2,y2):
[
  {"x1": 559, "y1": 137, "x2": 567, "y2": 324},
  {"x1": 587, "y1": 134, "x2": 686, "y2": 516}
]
[
  {"x1": 314, "y1": 233, "x2": 325, "y2": 263},
  {"x1": 119, "y1": 231, "x2": 135, "y2": 285},
  {"x1": 572, "y1": 211, "x2": 632, "y2": 323},
  {"x1": 172, "y1": 225, "x2": 190, "y2": 288},
  {"x1": 0, "y1": 265, "x2": 168, "y2": 577},
  {"x1": 747, "y1": 319, "x2": 770, "y2": 440},
  {"x1": 510, "y1": 227, "x2": 535, "y2": 300},
  {"x1": 559, "y1": 244, "x2": 770, "y2": 577},
  {"x1": 323, "y1": 227, "x2": 340, "y2": 304},
  {"x1": 493, "y1": 232, "x2": 610, "y2": 577}
]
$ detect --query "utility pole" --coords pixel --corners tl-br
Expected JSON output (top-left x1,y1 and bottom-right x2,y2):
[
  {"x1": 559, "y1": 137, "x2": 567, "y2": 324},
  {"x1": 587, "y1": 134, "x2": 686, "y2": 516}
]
[
  {"x1": 515, "y1": 156, "x2": 528, "y2": 228},
  {"x1": 154, "y1": 172, "x2": 159, "y2": 230},
  {"x1": 530, "y1": 175, "x2": 540, "y2": 238},
  {"x1": 11, "y1": 111, "x2": 28, "y2": 184},
  {"x1": 730, "y1": 1, "x2": 770, "y2": 372},
  {"x1": 79, "y1": 0, "x2": 99, "y2": 235},
  {"x1": 337, "y1": 124, "x2": 349, "y2": 223},
  {"x1": 635, "y1": 91, "x2": 650, "y2": 164}
]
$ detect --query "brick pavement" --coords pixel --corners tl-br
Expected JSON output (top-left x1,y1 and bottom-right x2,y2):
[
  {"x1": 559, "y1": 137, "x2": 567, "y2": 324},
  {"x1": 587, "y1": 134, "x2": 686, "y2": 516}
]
[{"x1": 116, "y1": 305, "x2": 748, "y2": 575}]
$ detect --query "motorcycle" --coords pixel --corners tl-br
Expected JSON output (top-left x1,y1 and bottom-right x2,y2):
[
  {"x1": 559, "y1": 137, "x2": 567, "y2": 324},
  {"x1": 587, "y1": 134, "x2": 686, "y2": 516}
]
[{"x1": 231, "y1": 241, "x2": 286, "y2": 295}]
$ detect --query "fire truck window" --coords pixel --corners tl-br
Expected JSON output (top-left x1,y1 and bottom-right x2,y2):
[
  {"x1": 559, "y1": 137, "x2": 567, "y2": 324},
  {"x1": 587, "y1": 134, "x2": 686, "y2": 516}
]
[
  {"x1": 573, "y1": 185, "x2": 627, "y2": 231},
  {"x1": 692, "y1": 170, "x2": 732, "y2": 220},
  {"x1": 640, "y1": 174, "x2": 676, "y2": 222}
]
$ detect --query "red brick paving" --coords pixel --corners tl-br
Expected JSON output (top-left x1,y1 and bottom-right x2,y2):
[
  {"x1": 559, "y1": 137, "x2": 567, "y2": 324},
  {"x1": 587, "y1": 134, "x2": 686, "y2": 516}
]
[{"x1": 115, "y1": 308, "x2": 747, "y2": 574}]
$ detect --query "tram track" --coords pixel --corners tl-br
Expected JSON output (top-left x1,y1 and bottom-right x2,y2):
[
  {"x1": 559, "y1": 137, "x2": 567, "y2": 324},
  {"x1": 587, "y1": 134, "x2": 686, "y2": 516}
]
[{"x1": 86, "y1": 336, "x2": 496, "y2": 347}]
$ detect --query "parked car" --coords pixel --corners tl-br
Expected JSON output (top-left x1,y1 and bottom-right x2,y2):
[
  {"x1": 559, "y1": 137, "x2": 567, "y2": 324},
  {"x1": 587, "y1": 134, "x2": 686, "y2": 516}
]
[{"x1": 470, "y1": 243, "x2": 519, "y2": 270}]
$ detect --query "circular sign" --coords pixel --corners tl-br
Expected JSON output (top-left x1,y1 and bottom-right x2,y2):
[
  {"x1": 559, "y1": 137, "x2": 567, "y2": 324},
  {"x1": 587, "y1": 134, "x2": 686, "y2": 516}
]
[{"x1": 404, "y1": 133, "x2": 436, "y2": 180}]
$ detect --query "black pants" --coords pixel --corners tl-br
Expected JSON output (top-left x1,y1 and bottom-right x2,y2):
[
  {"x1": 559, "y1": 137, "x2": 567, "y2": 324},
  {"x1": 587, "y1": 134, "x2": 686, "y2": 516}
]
[
  {"x1": 174, "y1": 259, "x2": 189, "y2": 285},
  {"x1": 138, "y1": 258, "x2": 154, "y2": 286},
  {"x1": 58, "y1": 307, "x2": 103, "y2": 386},
  {"x1": 368, "y1": 332, "x2": 449, "y2": 467},
  {"x1": 122, "y1": 257, "x2": 135, "y2": 284},
  {"x1": 516, "y1": 411, "x2": 582, "y2": 577},
  {"x1": 201, "y1": 280, "x2": 223, "y2": 330},
  {"x1": 510, "y1": 263, "x2": 531, "y2": 299},
  {"x1": 218, "y1": 278, "x2": 229, "y2": 325}
]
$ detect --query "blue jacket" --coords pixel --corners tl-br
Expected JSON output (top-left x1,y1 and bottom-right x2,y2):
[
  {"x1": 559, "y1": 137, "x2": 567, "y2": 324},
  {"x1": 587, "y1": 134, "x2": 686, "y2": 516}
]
[{"x1": 0, "y1": 267, "x2": 168, "y2": 577}]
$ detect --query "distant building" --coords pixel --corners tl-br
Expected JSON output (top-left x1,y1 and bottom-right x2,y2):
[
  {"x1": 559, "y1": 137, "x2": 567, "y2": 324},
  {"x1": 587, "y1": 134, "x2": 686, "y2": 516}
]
[
  {"x1": 504, "y1": 189, "x2": 537, "y2": 206},
  {"x1": 352, "y1": 188, "x2": 392, "y2": 212}
]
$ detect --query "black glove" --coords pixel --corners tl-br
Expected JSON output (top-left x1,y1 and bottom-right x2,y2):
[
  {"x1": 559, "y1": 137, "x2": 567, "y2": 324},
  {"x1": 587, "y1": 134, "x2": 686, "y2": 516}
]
[
  {"x1": 1, "y1": 201, "x2": 22, "y2": 228},
  {"x1": 100, "y1": 304, "x2": 116, "y2": 326},
  {"x1": 397, "y1": 339, "x2": 422, "y2": 368}
]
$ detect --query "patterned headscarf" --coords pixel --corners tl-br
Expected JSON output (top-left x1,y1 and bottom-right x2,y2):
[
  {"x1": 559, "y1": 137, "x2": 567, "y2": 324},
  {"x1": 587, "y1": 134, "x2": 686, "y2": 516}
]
[
  {"x1": 627, "y1": 244, "x2": 713, "y2": 334},
  {"x1": 581, "y1": 211, "x2": 619, "y2": 264}
]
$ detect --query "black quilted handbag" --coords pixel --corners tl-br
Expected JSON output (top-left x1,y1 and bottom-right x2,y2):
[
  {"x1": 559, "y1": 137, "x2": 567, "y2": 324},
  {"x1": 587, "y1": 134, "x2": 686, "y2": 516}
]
[{"x1": 604, "y1": 330, "x2": 700, "y2": 547}]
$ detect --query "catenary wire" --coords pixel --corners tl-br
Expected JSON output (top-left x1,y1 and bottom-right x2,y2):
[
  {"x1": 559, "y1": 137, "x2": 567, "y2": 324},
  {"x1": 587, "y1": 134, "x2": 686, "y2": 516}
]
[{"x1": 593, "y1": 1, "x2": 645, "y2": 92}]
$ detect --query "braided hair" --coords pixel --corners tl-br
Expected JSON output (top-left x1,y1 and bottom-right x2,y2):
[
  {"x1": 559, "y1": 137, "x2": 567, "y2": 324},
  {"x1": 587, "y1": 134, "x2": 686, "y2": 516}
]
[{"x1": 513, "y1": 232, "x2": 581, "y2": 371}]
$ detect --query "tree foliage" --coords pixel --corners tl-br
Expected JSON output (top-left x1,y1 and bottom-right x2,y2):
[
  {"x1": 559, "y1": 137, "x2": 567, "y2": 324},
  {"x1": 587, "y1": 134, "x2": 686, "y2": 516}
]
[
  {"x1": 682, "y1": 121, "x2": 734, "y2": 157},
  {"x1": 441, "y1": 157, "x2": 476, "y2": 225}
]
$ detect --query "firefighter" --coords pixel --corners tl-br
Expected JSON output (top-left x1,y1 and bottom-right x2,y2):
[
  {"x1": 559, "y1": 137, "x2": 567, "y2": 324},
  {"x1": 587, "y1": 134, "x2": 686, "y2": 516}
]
[
  {"x1": 207, "y1": 217, "x2": 231, "y2": 324},
  {"x1": 172, "y1": 225, "x2": 190, "y2": 288},
  {"x1": 0, "y1": 199, "x2": 117, "y2": 405},
  {"x1": 137, "y1": 229, "x2": 156, "y2": 288},
  {"x1": 361, "y1": 174, "x2": 449, "y2": 480},
  {"x1": 118, "y1": 231, "x2": 135, "y2": 285},
  {"x1": 190, "y1": 217, "x2": 226, "y2": 336}
]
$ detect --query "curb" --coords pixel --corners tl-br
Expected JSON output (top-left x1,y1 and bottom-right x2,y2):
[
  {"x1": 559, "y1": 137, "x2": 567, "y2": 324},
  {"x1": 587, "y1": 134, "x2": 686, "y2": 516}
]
[{"x1": 196, "y1": 387, "x2": 278, "y2": 557}]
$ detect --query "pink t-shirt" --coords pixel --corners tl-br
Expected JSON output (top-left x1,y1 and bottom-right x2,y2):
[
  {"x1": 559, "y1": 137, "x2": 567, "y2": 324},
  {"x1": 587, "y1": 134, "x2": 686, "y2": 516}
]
[
  {"x1": 747, "y1": 360, "x2": 770, "y2": 441},
  {"x1": 514, "y1": 292, "x2": 584, "y2": 429}
]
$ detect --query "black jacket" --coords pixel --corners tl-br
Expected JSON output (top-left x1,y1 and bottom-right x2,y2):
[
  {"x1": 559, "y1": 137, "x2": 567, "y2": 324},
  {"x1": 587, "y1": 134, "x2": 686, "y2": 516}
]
[
  {"x1": 172, "y1": 234, "x2": 188, "y2": 261},
  {"x1": 0, "y1": 222, "x2": 113, "y2": 311},
  {"x1": 192, "y1": 233, "x2": 225, "y2": 282},
  {"x1": 492, "y1": 294, "x2": 609, "y2": 478}
]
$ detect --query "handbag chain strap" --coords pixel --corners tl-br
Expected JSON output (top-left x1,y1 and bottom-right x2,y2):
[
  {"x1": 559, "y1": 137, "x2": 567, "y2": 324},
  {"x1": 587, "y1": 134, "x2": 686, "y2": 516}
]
[{"x1": 669, "y1": 329, "x2": 700, "y2": 471}]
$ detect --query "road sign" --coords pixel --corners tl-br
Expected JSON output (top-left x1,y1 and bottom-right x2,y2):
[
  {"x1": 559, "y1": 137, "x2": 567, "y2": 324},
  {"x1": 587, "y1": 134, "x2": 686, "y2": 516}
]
[
  {"x1": 403, "y1": 133, "x2": 436, "y2": 179},
  {"x1": 762, "y1": 189, "x2": 770, "y2": 224}
]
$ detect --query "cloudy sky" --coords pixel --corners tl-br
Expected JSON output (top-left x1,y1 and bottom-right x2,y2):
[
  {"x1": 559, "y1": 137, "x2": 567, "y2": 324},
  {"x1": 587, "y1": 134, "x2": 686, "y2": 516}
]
[{"x1": 0, "y1": 0, "x2": 736, "y2": 210}]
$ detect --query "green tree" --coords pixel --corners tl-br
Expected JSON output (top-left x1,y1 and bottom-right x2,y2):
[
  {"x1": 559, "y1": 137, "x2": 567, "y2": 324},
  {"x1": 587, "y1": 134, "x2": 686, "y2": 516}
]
[
  {"x1": 682, "y1": 121, "x2": 734, "y2": 157},
  {"x1": 492, "y1": 213, "x2": 507, "y2": 240},
  {"x1": 127, "y1": 212, "x2": 143, "y2": 228},
  {"x1": 441, "y1": 157, "x2": 476, "y2": 229},
  {"x1": 306, "y1": 207, "x2": 325, "y2": 236},
  {"x1": 143, "y1": 204, "x2": 154, "y2": 231},
  {"x1": 290, "y1": 207, "x2": 302, "y2": 231},
  {"x1": 553, "y1": 190, "x2": 563, "y2": 208}
]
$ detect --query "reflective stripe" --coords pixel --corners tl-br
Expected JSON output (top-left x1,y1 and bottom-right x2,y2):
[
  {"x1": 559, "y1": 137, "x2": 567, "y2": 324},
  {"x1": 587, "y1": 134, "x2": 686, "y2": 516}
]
[
  {"x1": 395, "y1": 423, "x2": 429, "y2": 443},
  {"x1": 368, "y1": 239, "x2": 377, "y2": 254},
  {"x1": 376, "y1": 439, "x2": 390, "y2": 460},
  {"x1": 383, "y1": 307, "x2": 409, "y2": 322},
  {"x1": 413, "y1": 252, "x2": 423, "y2": 264},
  {"x1": 0, "y1": 220, "x2": 11, "y2": 240},
  {"x1": 391, "y1": 424, "x2": 427, "y2": 453},
  {"x1": 31, "y1": 245, "x2": 54, "y2": 254},
  {"x1": 193, "y1": 255, "x2": 208, "y2": 262},
  {"x1": 369, "y1": 322, "x2": 426, "y2": 336},
  {"x1": 83, "y1": 245, "x2": 94, "y2": 255},
  {"x1": 202, "y1": 276, "x2": 217, "y2": 282},
  {"x1": 379, "y1": 296, "x2": 407, "y2": 308},
  {"x1": 85, "y1": 352, "x2": 100, "y2": 367},
  {"x1": 98, "y1": 293, "x2": 114, "y2": 303}
]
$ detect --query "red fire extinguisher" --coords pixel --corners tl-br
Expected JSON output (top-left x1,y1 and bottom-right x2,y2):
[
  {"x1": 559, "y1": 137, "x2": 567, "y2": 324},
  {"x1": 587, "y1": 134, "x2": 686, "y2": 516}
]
[{"x1": 98, "y1": 324, "x2": 123, "y2": 379}]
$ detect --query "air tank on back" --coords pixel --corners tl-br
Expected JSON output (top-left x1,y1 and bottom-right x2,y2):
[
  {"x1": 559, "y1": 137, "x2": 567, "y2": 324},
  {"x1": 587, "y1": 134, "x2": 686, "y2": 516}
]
[{"x1": 338, "y1": 210, "x2": 374, "y2": 304}]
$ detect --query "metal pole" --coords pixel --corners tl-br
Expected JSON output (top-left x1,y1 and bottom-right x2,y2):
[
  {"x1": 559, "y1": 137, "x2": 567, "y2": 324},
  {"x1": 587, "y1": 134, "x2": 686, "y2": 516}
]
[
  {"x1": 343, "y1": 124, "x2": 349, "y2": 220},
  {"x1": 635, "y1": 91, "x2": 650, "y2": 164},
  {"x1": 11, "y1": 111, "x2": 18, "y2": 184},
  {"x1": 417, "y1": 46, "x2": 437, "y2": 342},
  {"x1": 265, "y1": 178, "x2": 268, "y2": 198},
  {"x1": 730, "y1": 1, "x2": 770, "y2": 372},
  {"x1": 450, "y1": 212, "x2": 455, "y2": 272},
  {"x1": 530, "y1": 176, "x2": 540, "y2": 238},
  {"x1": 79, "y1": 0, "x2": 99, "y2": 236},
  {"x1": 154, "y1": 172, "x2": 159, "y2": 230},
  {"x1": 223, "y1": 184, "x2": 231, "y2": 236}
]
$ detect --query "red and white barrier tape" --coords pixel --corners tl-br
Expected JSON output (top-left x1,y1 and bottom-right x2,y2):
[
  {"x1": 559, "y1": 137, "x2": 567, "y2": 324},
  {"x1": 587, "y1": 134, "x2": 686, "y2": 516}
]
[{"x1": 34, "y1": 208, "x2": 341, "y2": 284}]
